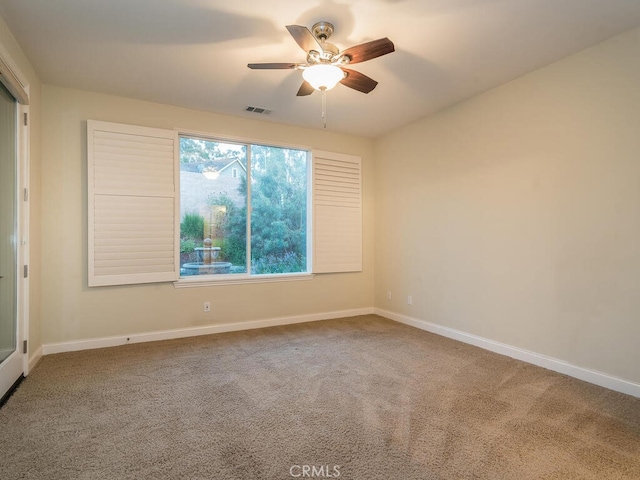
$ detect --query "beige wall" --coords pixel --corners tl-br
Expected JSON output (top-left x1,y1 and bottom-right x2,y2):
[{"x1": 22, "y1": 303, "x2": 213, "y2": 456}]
[
  {"x1": 41, "y1": 85, "x2": 374, "y2": 343},
  {"x1": 0, "y1": 16, "x2": 42, "y2": 360},
  {"x1": 7, "y1": 11, "x2": 639, "y2": 387},
  {"x1": 374, "y1": 27, "x2": 640, "y2": 384}
]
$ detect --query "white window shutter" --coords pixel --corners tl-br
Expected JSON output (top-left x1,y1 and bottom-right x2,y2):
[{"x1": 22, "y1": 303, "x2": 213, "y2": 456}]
[
  {"x1": 87, "y1": 120, "x2": 179, "y2": 286},
  {"x1": 312, "y1": 150, "x2": 362, "y2": 273}
]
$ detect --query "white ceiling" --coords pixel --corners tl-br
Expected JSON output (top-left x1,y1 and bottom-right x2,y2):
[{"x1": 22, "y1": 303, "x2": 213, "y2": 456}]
[{"x1": 1, "y1": 0, "x2": 640, "y2": 138}]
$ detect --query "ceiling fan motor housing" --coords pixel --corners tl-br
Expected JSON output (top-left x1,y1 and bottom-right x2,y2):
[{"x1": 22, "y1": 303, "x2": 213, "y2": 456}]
[
  {"x1": 312, "y1": 22, "x2": 334, "y2": 41},
  {"x1": 308, "y1": 22, "x2": 340, "y2": 63}
]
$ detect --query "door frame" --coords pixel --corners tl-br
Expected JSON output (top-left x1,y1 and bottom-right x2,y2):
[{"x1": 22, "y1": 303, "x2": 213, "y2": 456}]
[
  {"x1": 17, "y1": 100, "x2": 30, "y2": 375},
  {"x1": 0, "y1": 41, "x2": 31, "y2": 396}
]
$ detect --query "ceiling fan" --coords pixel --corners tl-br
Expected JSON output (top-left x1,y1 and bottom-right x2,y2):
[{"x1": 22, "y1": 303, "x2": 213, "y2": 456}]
[{"x1": 248, "y1": 21, "x2": 395, "y2": 96}]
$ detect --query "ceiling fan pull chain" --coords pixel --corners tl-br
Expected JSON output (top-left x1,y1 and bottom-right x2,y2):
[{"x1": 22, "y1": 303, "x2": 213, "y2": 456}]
[{"x1": 322, "y1": 88, "x2": 327, "y2": 128}]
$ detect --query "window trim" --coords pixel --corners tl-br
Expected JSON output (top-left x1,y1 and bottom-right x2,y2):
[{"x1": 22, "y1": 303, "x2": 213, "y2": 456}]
[
  {"x1": 86, "y1": 123, "x2": 362, "y2": 288},
  {"x1": 174, "y1": 272, "x2": 315, "y2": 288},
  {"x1": 175, "y1": 130, "x2": 313, "y2": 284},
  {"x1": 177, "y1": 128, "x2": 311, "y2": 156}
]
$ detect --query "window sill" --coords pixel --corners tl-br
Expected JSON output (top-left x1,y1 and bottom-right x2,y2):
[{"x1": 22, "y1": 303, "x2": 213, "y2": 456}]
[{"x1": 173, "y1": 272, "x2": 315, "y2": 288}]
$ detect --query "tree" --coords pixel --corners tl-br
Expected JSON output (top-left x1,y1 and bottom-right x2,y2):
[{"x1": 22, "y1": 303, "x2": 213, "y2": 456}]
[
  {"x1": 180, "y1": 137, "x2": 245, "y2": 164},
  {"x1": 208, "y1": 145, "x2": 308, "y2": 273},
  {"x1": 249, "y1": 145, "x2": 307, "y2": 271}
]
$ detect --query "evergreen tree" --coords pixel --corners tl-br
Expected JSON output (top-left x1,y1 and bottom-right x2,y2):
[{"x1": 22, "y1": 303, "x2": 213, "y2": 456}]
[
  {"x1": 209, "y1": 145, "x2": 308, "y2": 273},
  {"x1": 249, "y1": 146, "x2": 307, "y2": 272}
]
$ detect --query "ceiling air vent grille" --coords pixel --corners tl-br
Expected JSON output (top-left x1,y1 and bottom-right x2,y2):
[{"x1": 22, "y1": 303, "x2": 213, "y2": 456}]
[{"x1": 245, "y1": 106, "x2": 271, "y2": 115}]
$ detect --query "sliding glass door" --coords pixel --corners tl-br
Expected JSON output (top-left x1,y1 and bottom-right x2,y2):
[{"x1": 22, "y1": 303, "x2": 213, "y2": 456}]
[{"x1": 0, "y1": 80, "x2": 21, "y2": 401}]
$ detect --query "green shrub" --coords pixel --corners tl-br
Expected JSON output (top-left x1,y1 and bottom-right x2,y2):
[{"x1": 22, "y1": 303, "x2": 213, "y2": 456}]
[
  {"x1": 181, "y1": 212, "x2": 205, "y2": 240},
  {"x1": 180, "y1": 238, "x2": 197, "y2": 254},
  {"x1": 251, "y1": 252, "x2": 306, "y2": 274}
]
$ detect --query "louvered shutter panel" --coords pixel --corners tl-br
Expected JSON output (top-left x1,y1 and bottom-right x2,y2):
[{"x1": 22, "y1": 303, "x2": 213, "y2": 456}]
[
  {"x1": 312, "y1": 150, "x2": 362, "y2": 273},
  {"x1": 87, "y1": 120, "x2": 179, "y2": 286}
]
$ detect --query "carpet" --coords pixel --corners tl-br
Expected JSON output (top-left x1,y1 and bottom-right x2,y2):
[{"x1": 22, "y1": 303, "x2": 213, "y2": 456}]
[{"x1": 1, "y1": 315, "x2": 639, "y2": 479}]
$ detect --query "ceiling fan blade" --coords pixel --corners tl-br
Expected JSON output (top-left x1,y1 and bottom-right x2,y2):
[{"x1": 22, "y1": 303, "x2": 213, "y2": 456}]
[
  {"x1": 341, "y1": 37, "x2": 395, "y2": 64},
  {"x1": 286, "y1": 25, "x2": 323, "y2": 53},
  {"x1": 296, "y1": 81, "x2": 315, "y2": 96},
  {"x1": 340, "y1": 68, "x2": 378, "y2": 94},
  {"x1": 247, "y1": 63, "x2": 299, "y2": 69}
]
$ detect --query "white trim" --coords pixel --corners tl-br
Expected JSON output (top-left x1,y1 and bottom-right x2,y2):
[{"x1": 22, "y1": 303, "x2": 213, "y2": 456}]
[
  {"x1": 0, "y1": 42, "x2": 29, "y2": 105},
  {"x1": 42, "y1": 307, "x2": 374, "y2": 355},
  {"x1": 18, "y1": 102, "x2": 30, "y2": 375},
  {"x1": 177, "y1": 133, "x2": 313, "y2": 281},
  {"x1": 0, "y1": 351, "x2": 23, "y2": 397},
  {"x1": 306, "y1": 150, "x2": 313, "y2": 273},
  {"x1": 177, "y1": 128, "x2": 311, "y2": 153},
  {"x1": 375, "y1": 308, "x2": 640, "y2": 398},
  {"x1": 246, "y1": 144, "x2": 252, "y2": 272},
  {"x1": 0, "y1": 57, "x2": 29, "y2": 398},
  {"x1": 174, "y1": 272, "x2": 314, "y2": 288},
  {"x1": 28, "y1": 345, "x2": 42, "y2": 372}
]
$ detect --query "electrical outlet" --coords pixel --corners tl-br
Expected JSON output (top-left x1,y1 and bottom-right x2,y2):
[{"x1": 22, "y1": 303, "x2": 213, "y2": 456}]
[
  {"x1": 387, "y1": 291, "x2": 392, "y2": 300},
  {"x1": 407, "y1": 295, "x2": 413, "y2": 305},
  {"x1": 204, "y1": 301, "x2": 211, "y2": 312}
]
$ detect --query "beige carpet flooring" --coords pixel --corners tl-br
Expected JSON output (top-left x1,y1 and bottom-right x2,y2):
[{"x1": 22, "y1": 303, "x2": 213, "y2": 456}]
[{"x1": 1, "y1": 315, "x2": 639, "y2": 479}]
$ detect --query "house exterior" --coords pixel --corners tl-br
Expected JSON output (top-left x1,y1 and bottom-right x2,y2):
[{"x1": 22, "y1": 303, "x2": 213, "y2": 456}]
[
  {"x1": 180, "y1": 157, "x2": 246, "y2": 221},
  {"x1": 213, "y1": 158, "x2": 245, "y2": 179},
  {"x1": 181, "y1": 157, "x2": 247, "y2": 179}
]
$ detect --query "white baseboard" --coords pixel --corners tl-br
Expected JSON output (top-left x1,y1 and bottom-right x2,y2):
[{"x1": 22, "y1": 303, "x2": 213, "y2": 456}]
[
  {"x1": 27, "y1": 345, "x2": 42, "y2": 374},
  {"x1": 38, "y1": 306, "x2": 639, "y2": 398},
  {"x1": 42, "y1": 307, "x2": 374, "y2": 356},
  {"x1": 375, "y1": 308, "x2": 640, "y2": 398}
]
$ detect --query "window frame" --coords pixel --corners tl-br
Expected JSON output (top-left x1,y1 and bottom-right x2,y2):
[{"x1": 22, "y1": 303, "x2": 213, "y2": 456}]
[
  {"x1": 174, "y1": 129, "x2": 314, "y2": 287},
  {"x1": 87, "y1": 123, "x2": 362, "y2": 289}
]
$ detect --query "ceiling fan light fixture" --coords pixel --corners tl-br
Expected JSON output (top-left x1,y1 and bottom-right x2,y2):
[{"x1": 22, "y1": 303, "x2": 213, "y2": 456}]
[{"x1": 302, "y1": 64, "x2": 344, "y2": 91}]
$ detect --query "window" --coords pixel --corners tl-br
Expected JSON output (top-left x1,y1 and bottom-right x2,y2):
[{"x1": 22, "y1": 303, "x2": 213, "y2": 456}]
[
  {"x1": 179, "y1": 135, "x2": 309, "y2": 277},
  {"x1": 87, "y1": 121, "x2": 362, "y2": 287}
]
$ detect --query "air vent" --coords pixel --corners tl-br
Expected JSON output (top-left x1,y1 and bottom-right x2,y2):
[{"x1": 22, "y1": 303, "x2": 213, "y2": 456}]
[{"x1": 245, "y1": 106, "x2": 272, "y2": 115}]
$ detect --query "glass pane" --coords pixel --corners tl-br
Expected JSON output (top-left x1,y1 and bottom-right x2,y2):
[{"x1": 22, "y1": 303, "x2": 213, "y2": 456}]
[
  {"x1": 250, "y1": 145, "x2": 308, "y2": 274},
  {"x1": 0, "y1": 82, "x2": 17, "y2": 363},
  {"x1": 179, "y1": 137, "x2": 247, "y2": 276}
]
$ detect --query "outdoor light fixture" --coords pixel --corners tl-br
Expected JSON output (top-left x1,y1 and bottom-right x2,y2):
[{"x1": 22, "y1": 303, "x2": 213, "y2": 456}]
[{"x1": 302, "y1": 64, "x2": 345, "y2": 91}]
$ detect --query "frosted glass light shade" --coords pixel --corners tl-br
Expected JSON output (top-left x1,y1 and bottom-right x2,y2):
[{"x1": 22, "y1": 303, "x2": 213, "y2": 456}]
[{"x1": 302, "y1": 64, "x2": 345, "y2": 91}]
